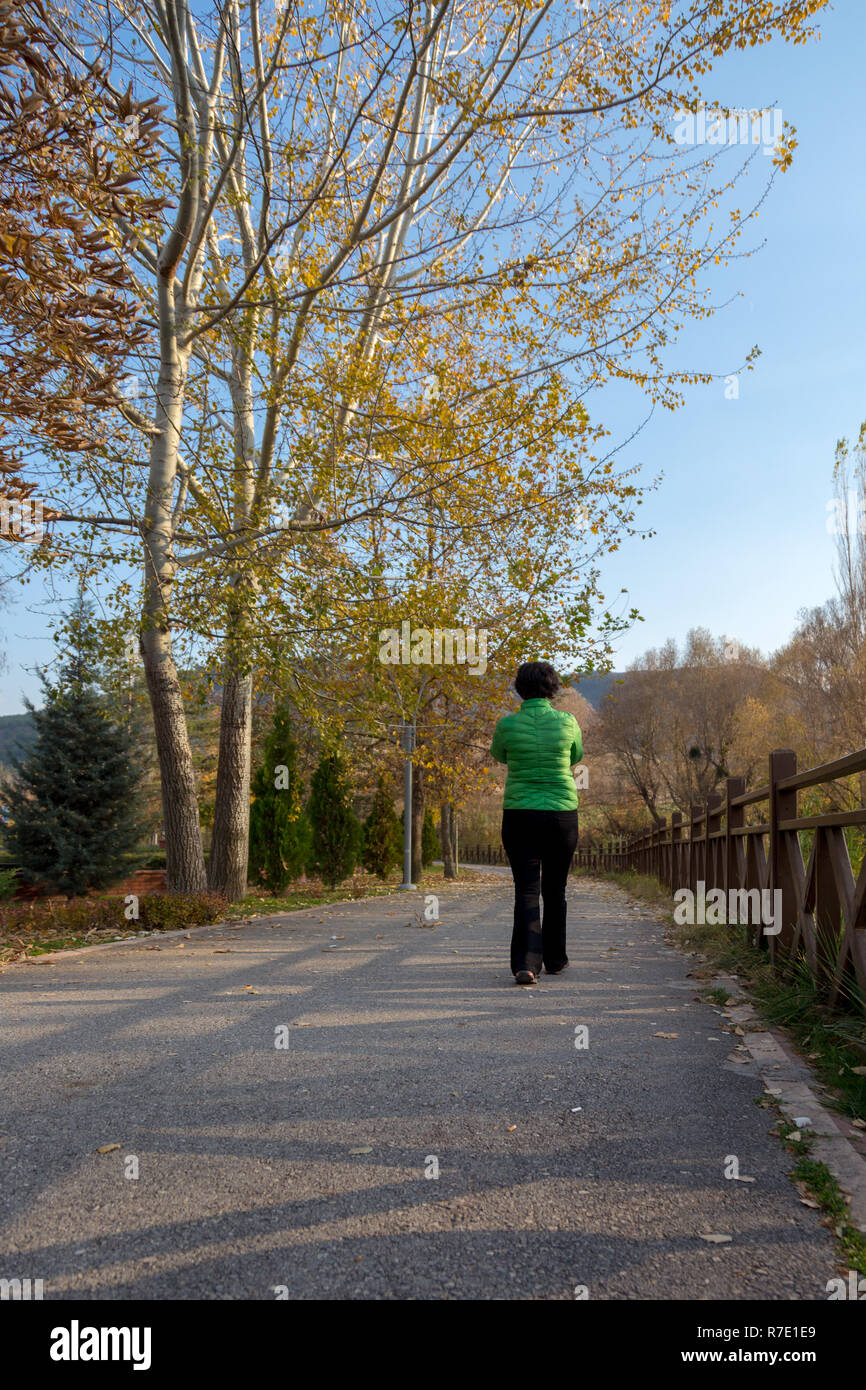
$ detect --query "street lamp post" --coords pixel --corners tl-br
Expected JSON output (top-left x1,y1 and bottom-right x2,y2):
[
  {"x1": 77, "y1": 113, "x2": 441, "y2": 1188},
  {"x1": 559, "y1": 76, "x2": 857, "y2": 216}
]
[{"x1": 398, "y1": 719, "x2": 417, "y2": 890}]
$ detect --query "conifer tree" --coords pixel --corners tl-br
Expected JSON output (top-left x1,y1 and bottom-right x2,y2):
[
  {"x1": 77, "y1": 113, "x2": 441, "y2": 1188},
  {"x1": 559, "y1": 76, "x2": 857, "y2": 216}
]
[
  {"x1": 248, "y1": 703, "x2": 310, "y2": 892},
  {"x1": 2, "y1": 671, "x2": 140, "y2": 897},
  {"x1": 308, "y1": 751, "x2": 360, "y2": 888},
  {"x1": 362, "y1": 776, "x2": 401, "y2": 879},
  {"x1": 422, "y1": 809, "x2": 438, "y2": 868}
]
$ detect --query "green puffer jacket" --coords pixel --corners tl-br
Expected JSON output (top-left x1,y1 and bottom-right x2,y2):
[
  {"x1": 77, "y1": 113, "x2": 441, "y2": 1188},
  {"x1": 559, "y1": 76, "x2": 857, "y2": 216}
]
[{"x1": 489, "y1": 698, "x2": 583, "y2": 810}]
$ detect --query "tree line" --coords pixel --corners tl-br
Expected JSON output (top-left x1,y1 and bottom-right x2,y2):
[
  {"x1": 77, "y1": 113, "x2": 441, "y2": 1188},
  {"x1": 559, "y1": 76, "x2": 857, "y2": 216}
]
[{"x1": 1, "y1": 642, "x2": 439, "y2": 898}]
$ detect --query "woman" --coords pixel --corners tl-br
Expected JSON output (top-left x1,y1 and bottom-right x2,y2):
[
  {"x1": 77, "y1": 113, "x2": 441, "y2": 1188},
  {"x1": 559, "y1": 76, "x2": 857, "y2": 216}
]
[{"x1": 490, "y1": 661, "x2": 583, "y2": 985}]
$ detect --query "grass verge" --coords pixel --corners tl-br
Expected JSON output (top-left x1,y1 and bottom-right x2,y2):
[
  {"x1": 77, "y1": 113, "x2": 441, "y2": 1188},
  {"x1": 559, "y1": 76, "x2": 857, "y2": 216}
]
[{"x1": 763, "y1": 1109, "x2": 866, "y2": 1277}]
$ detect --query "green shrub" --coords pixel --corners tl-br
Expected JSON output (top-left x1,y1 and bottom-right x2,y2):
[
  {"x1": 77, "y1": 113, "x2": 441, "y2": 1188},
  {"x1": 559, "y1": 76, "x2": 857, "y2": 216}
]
[
  {"x1": 137, "y1": 893, "x2": 226, "y2": 930},
  {"x1": 249, "y1": 704, "x2": 311, "y2": 891},
  {"x1": 309, "y1": 751, "x2": 360, "y2": 887},
  {"x1": 422, "y1": 808, "x2": 438, "y2": 867}
]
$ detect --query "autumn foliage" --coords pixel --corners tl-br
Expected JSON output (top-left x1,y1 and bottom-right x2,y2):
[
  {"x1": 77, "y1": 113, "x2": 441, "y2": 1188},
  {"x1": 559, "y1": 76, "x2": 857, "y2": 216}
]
[{"x1": 0, "y1": 0, "x2": 163, "y2": 493}]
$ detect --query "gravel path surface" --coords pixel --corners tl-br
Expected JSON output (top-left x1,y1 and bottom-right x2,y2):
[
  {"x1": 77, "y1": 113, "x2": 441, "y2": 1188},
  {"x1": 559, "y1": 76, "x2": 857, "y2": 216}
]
[{"x1": 0, "y1": 876, "x2": 839, "y2": 1300}]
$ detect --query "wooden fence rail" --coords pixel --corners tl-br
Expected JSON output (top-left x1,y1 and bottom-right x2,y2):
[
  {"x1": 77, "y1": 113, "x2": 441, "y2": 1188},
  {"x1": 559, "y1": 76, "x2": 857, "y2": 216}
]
[{"x1": 574, "y1": 747, "x2": 866, "y2": 1015}]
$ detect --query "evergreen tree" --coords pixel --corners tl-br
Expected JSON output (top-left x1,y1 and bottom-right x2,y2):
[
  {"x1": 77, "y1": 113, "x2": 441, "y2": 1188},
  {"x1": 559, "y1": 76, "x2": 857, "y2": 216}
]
[
  {"x1": 362, "y1": 776, "x2": 401, "y2": 879},
  {"x1": 248, "y1": 703, "x2": 310, "y2": 892},
  {"x1": 308, "y1": 750, "x2": 360, "y2": 887},
  {"x1": 397, "y1": 804, "x2": 437, "y2": 872},
  {"x1": 422, "y1": 808, "x2": 438, "y2": 867},
  {"x1": 2, "y1": 671, "x2": 140, "y2": 897}
]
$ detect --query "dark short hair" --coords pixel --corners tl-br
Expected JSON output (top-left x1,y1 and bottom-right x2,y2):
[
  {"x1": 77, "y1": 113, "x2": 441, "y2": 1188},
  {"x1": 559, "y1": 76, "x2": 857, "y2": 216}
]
[{"x1": 514, "y1": 661, "x2": 560, "y2": 700}]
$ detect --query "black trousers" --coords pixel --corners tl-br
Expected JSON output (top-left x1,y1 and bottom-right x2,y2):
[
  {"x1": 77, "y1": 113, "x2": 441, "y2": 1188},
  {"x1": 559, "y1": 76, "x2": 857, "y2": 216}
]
[{"x1": 501, "y1": 809, "x2": 579, "y2": 975}]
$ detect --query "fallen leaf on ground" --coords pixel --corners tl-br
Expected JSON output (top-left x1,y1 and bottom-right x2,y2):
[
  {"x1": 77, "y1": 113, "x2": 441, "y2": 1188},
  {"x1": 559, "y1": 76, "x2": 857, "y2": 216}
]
[
  {"x1": 96, "y1": 1144, "x2": 121, "y2": 1155},
  {"x1": 349, "y1": 1146, "x2": 373, "y2": 1155},
  {"x1": 506, "y1": 1125, "x2": 517, "y2": 1132},
  {"x1": 654, "y1": 1032, "x2": 678, "y2": 1039},
  {"x1": 242, "y1": 985, "x2": 260, "y2": 993},
  {"x1": 699, "y1": 1233, "x2": 732, "y2": 1244}
]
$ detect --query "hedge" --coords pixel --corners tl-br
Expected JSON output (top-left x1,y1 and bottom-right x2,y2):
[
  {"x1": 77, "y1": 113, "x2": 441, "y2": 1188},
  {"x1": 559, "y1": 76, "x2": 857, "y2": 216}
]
[{"x1": 0, "y1": 891, "x2": 227, "y2": 937}]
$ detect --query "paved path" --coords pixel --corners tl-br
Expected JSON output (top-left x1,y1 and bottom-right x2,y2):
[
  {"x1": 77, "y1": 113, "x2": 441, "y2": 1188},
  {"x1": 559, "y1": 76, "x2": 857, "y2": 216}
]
[{"x1": 0, "y1": 877, "x2": 839, "y2": 1300}]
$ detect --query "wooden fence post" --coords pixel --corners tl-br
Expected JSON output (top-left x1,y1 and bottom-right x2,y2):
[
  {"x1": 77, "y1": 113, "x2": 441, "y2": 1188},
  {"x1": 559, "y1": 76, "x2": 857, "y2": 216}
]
[
  {"x1": 769, "y1": 749, "x2": 798, "y2": 965},
  {"x1": 670, "y1": 811, "x2": 682, "y2": 890},
  {"x1": 706, "y1": 793, "x2": 723, "y2": 896},
  {"x1": 688, "y1": 804, "x2": 701, "y2": 896},
  {"x1": 725, "y1": 777, "x2": 745, "y2": 923}
]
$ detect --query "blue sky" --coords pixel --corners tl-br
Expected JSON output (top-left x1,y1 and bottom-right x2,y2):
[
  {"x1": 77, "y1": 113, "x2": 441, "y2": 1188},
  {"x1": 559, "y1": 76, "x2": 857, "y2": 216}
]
[
  {"x1": 1, "y1": 1, "x2": 863, "y2": 712},
  {"x1": 600, "y1": 0, "x2": 865, "y2": 669}
]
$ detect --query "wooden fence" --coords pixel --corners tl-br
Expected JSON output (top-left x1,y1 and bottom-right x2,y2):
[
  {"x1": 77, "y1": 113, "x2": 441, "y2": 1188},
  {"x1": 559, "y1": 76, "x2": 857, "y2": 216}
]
[
  {"x1": 463, "y1": 843, "x2": 508, "y2": 866},
  {"x1": 575, "y1": 747, "x2": 866, "y2": 1014}
]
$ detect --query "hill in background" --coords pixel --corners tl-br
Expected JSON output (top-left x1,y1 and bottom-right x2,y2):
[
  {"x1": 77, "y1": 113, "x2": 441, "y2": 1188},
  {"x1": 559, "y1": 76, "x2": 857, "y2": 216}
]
[
  {"x1": 0, "y1": 711, "x2": 36, "y2": 767},
  {"x1": 569, "y1": 673, "x2": 624, "y2": 710},
  {"x1": 0, "y1": 674, "x2": 625, "y2": 764}
]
